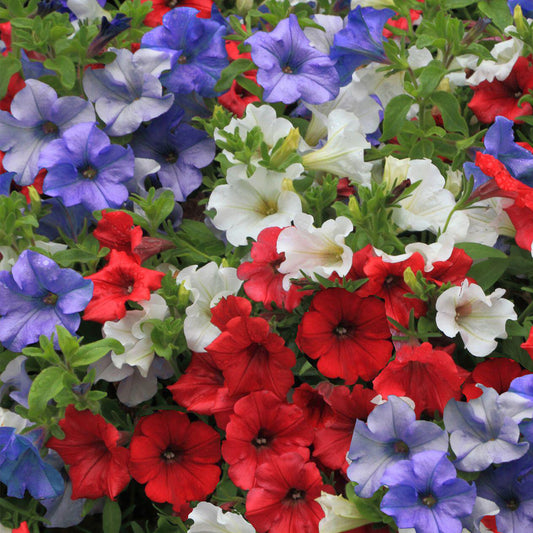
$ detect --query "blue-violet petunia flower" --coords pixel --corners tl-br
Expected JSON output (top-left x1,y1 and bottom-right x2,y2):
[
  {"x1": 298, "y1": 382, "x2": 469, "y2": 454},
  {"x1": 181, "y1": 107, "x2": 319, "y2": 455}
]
[
  {"x1": 83, "y1": 47, "x2": 174, "y2": 136},
  {"x1": 130, "y1": 105, "x2": 215, "y2": 202},
  {"x1": 88, "y1": 13, "x2": 132, "y2": 57},
  {"x1": 330, "y1": 6, "x2": 394, "y2": 86},
  {"x1": 0, "y1": 427, "x2": 64, "y2": 499},
  {"x1": 0, "y1": 250, "x2": 93, "y2": 352},
  {"x1": 141, "y1": 7, "x2": 228, "y2": 97},
  {"x1": 380, "y1": 451, "x2": 476, "y2": 533},
  {"x1": 0, "y1": 79, "x2": 95, "y2": 185},
  {"x1": 245, "y1": 14, "x2": 340, "y2": 105},
  {"x1": 346, "y1": 396, "x2": 449, "y2": 498},
  {"x1": 39, "y1": 122, "x2": 135, "y2": 211}
]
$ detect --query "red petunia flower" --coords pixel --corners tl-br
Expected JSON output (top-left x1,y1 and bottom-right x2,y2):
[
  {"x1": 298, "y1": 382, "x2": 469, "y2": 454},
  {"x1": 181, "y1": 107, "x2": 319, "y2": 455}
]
[
  {"x1": 141, "y1": 0, "x2": 213, "y2": 27},
  {"x1": 313, "y1": 385, "x2": 375, "y2": 472},
  {"x1": 246, "y1": 452, "x2": 332, "y2": 533},
  {"x1": 296, "y1": 288, "x2": 393, "y2": 383},
  {"x1": 358, "y1": 253, "x2": 427, "y2": 328},
  {"x1": 46, "y1": 405, "x2": 130, "y2": 500},
  {"x1": 12, "y1": 523, "x2": 30, "y2": 533},
  {"x1": 462, "y1": 357, "x2": 528, "y2": 400},
  {"x1": 129, "y1": 410, "x2": 221, "y2": 510},
  {"x1": 83, "y1": 250, "x2": 165, "y2": 323},
  {"x1": 93, "y1": 210, "x2": 143, "y2": 259},
  {"x1": 425, "y1": 247, "x2": 473, "y2": 287},
  {"x1": 206, "y1": 314, "x2": 296, "y2": 399},
  {"x1": 210, "y1": 295, "x2": 252, "y2": 331},
  {"x1": 383, "y1": 9, "x2": 422, "y2": 39},
  {"x1": 167, "y1": 351, "x2": 241, "y2": 429},
  {"x1": 292, "y1": 382, "x2": 335, "y2": 430},
  {"x1": 373, "y1": 342, "x2": 468, "y2": 417},
  {"x1": 222, "y1": 390, "x2": 313, "y2": 490},
  {"x1": 469, "y1": 55, "x2": 533, "y2": 124},
  {"x1": 237, "y1": 227, "x2": 307, "y2": 312}
]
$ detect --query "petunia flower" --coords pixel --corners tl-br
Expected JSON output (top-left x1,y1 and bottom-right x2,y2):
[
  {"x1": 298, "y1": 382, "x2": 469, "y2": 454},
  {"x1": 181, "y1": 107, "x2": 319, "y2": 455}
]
[
  {"x1": 188, "y1": 502, "x2": 255, "y2": 533},
  {"x1": 83, "y1": 47, "x2": 175, "y2": 136},
  {"x1": 0, "y1": 251, "x2": 93, "y2": 352},
  {"x1": 130, "y1": 105, "x2": 215, "y2": 202},
  {"x1": 92, "y1": 210, "x2": 143, "y2": 259},
  {"x1": 207, "y1": 164, "x2": 304, "y2": 247},
  {"x1": 373, "y1": 342, "x2": 467, "y2": 417},
  {"x1": 330, "y1": 6, "x2": 395, "y2": 86},
  {"x1": 141, "y1": 0, "x2": 213, "y2": 28},
  {"x1": 87, "y1": 14, "x2": 131, "y2": 57},
  {"x1": 141, "y1": 7, "x2": 228, "y2": 97},
  {"x1": 83, "y1": 250, "x2": 165, "y2": 323},
  {"x1": 380, "y1": 451, "x2": 476, "y2": 533},
  {"x1": 245, "y1": 452, "x2": 332, "y2": 533},
  {"x1": 0, "y1": 79, "x2": 95, "y2": 185},
  {"x1": 245, "y1": 14, "x2": 340, "y2": 105},
  {"x1": 128, "y1": 410, "x2": 221, "y2": 510},
  {"x1": 39, "y1": 122, "x2": 134, "y2": 212},
  {"x1": 444, "y1": 386, "x2": 529, "y2": 473},
  {"x1": 222, "y1": 390, "x2": 313, "y2": 490},
  {"x1": 297, "y1": 287, "x2": 392, "y2": 383},
  {"x1": 0, "y1": 427, "x2": 64, "y2": 500},
  {"x1": 46, "y1": 405, "x2": 130, "y2": 500},
  {"x1": 435, "y1": 280, "x2": 517, "y2": 357}
]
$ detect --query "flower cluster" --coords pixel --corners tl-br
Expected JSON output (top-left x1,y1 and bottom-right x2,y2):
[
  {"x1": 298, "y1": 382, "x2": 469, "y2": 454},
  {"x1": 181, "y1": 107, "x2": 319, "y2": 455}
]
[{"x1": 3, "y1": 0, "x2": 533, "y2": 532}]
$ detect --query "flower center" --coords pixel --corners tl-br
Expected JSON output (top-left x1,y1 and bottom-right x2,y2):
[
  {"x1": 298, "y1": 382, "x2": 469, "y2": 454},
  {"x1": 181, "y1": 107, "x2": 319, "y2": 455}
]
[
  {"x1": 81, "y1": 165, "x2": 97, "y2": 180},
  {"x1": 43, "y1": 292, "x2": 58, "y2": 305},
  {"x1": 178, "y1": 54, "x2": 187, "y2": 64},
  {"x1": 514, "y1": 90, "x2": 523, "y2": 99},
  {"x1": 393, "y1": 440, "x2": 409, "y2": 454},
  {"x1": 161, "y1": 447, "x2": 181, "y2": 463},
  {"x1": 253, "y1": 430, "x2": 270, "y2": 448},
  {"x1": 506, "y1": 498, "x2": 520, "y2": 511},
  {"x1": 421, "y1": 494, "x2": 437, "y2": 508},
  {"x1": 165, "y1": 150, "x2": 178, "y2": 164},
  {"x1": 455, "y1": 302, "x2": 472, "y2": 321},
  {"x1": 384, "y1": 275, "x2": 398, "y2": 287},
  {"x1": 166, "y1": 0, "x2": 179, "y2": 6},
  {"x1": 334, "y1": 322, "x2": 352, "y2": 338},
  {"x1": 282, "y1": 65, "x2": 293, "y2": 74},
  {"x1": 42, "y1": 121, "x2": 58, "y2": 135},
  {"x1": 286, "y1": 488, "x2": 305, "y2": 501}
]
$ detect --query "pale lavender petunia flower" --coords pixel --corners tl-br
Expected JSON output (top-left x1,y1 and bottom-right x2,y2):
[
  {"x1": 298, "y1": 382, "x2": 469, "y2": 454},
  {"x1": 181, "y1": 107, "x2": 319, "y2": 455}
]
[
  {"x1": 0, "y1": 80, "x2": 95, "y2": 185},
  {"x1": 83, "y1": 47, "x2": 174, "y2": 136}
]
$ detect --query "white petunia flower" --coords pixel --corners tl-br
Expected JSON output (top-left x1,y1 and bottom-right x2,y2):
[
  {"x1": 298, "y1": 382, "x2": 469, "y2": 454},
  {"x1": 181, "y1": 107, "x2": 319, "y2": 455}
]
[
  {"x1": 177, "y1": 262, "x2": 242, "y2": 352},
  {"x1": 0, "y1": 407, "x2": 29, "y2": 433},
  {"x1": 303, "y1": 15, "x2": 344, "y2": 55},
  {"x1": 207, "y1": 163, "x2": 304, "y2": 246},
  {"x1": 189, "y1": 502, "x2": 255, "y2": 533},
  {"x1": 301, "y1": 110, "x2": 372, "y2": 185},
  {"x1": 387, "y1": 158, "x2": 457, "y2": 234},
  {"x1": 316, "y1": 492, "x2": 373, "y2": 533},
  {"x1": 435, "y1": 280, "x2": 517, "y2": 357},
  {"x1": 277, "y1": 213, "x2": 353, "y2": 289},
  {"x1": 0, "y1": 245, "x2": 17, "y2": 271},
  {"x1": 102, "y1": 294, "x2": 169, "y2": 378},
  {"x1": 67, "y1": 0, "x2": 108, "y2": 21}
]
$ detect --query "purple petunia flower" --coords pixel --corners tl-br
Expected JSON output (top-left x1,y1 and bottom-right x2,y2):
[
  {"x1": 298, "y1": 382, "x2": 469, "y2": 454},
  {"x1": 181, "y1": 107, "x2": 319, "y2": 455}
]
[
  {"x1": 380, "y1": 451, "x2": 476, "y2": 533},
  {"x1": 39, "y1": 122, "x2": 135, "y2": 211},
  {"x1": 245, "y1": 14, "x2": 340, "y2": 105},
  {"x1": 477, "y1": 454, "x2": 533, "y2": 532},
  {"x1": 346, "y1": 396, "x2": 449, "y2": 498},
  {"x1": 464, "y1": 116, "x2": 533, "y2": 188},
  {"x1": 83, "y1": 47, "x2": 174, "y2": 136},
  {"x1": 0, "y1": 427, "x2": 64, "y2": 499},
  {"x1": 0, "y1": 80, "x2": 95, "y2": 185},
  {"x1": 141, "y1": 7, "x2": 228, "y2": 97},
  {"x1": 88, "y1": 13, "x2": 132, "y2": 57},
  {"x1": 330, "y1": 6, "x2": 394, "y2": 86},
  {"x1": 0, "y1": 250, "x2": 93, "y2": 352},
  {"x1": 130, "y1": 105, "x2": 215, "y2": 202}
]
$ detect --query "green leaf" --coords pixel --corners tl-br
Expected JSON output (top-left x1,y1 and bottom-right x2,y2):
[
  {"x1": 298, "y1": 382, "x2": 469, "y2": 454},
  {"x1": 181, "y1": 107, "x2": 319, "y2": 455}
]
[
  {"x1": 214, "y1": 58, "x2": 256, "y2": 92},
  {"x1": 0, "y1": 55, "x2": 21, "y2": 100},
  {"x1": 235, "y1": 74, "x2": 263, "y2": 98},
  {"x1": 381, "y1": 94, "x2": 415, "y2": 141},
  {"x1": 430, "y1": 91, "x2": 469, "y2": 135},
  {"x1": 409, "y1": 139, "x2": 434, "y2": 158},
  {"x1": 55, "y1": 326, "x2": 80, "y2": 360},
  {"x1": 103, "y1": 499, "x2": 121, "y2": 533},
  {"x1": 415, "y1": 60, "x2": 446, "y2": 98},
  {"x1": 172, "y1": 219, "x2": 226, "y2": 265},
  {"x1": 43, "y1": 56, "x2": 76, "y2": 90},
  {"x1": 71, "y1": 338, "x2": 125, "y2": 367},
  {"x1": 455, "y1": 242, "x2": 508, "y2": 260},
  {"x1": 28, "y1": 367, "x2": 67, "y2": 417},
  {"x1": 478, "y1": 0, "x2": 513, "y2": 30},
  {"x1": 467, "y1": 257, "x2": 509, "y2": 290},
  {"x1": 444, "y1": 0, "x2": 476, "y2": 6}
]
